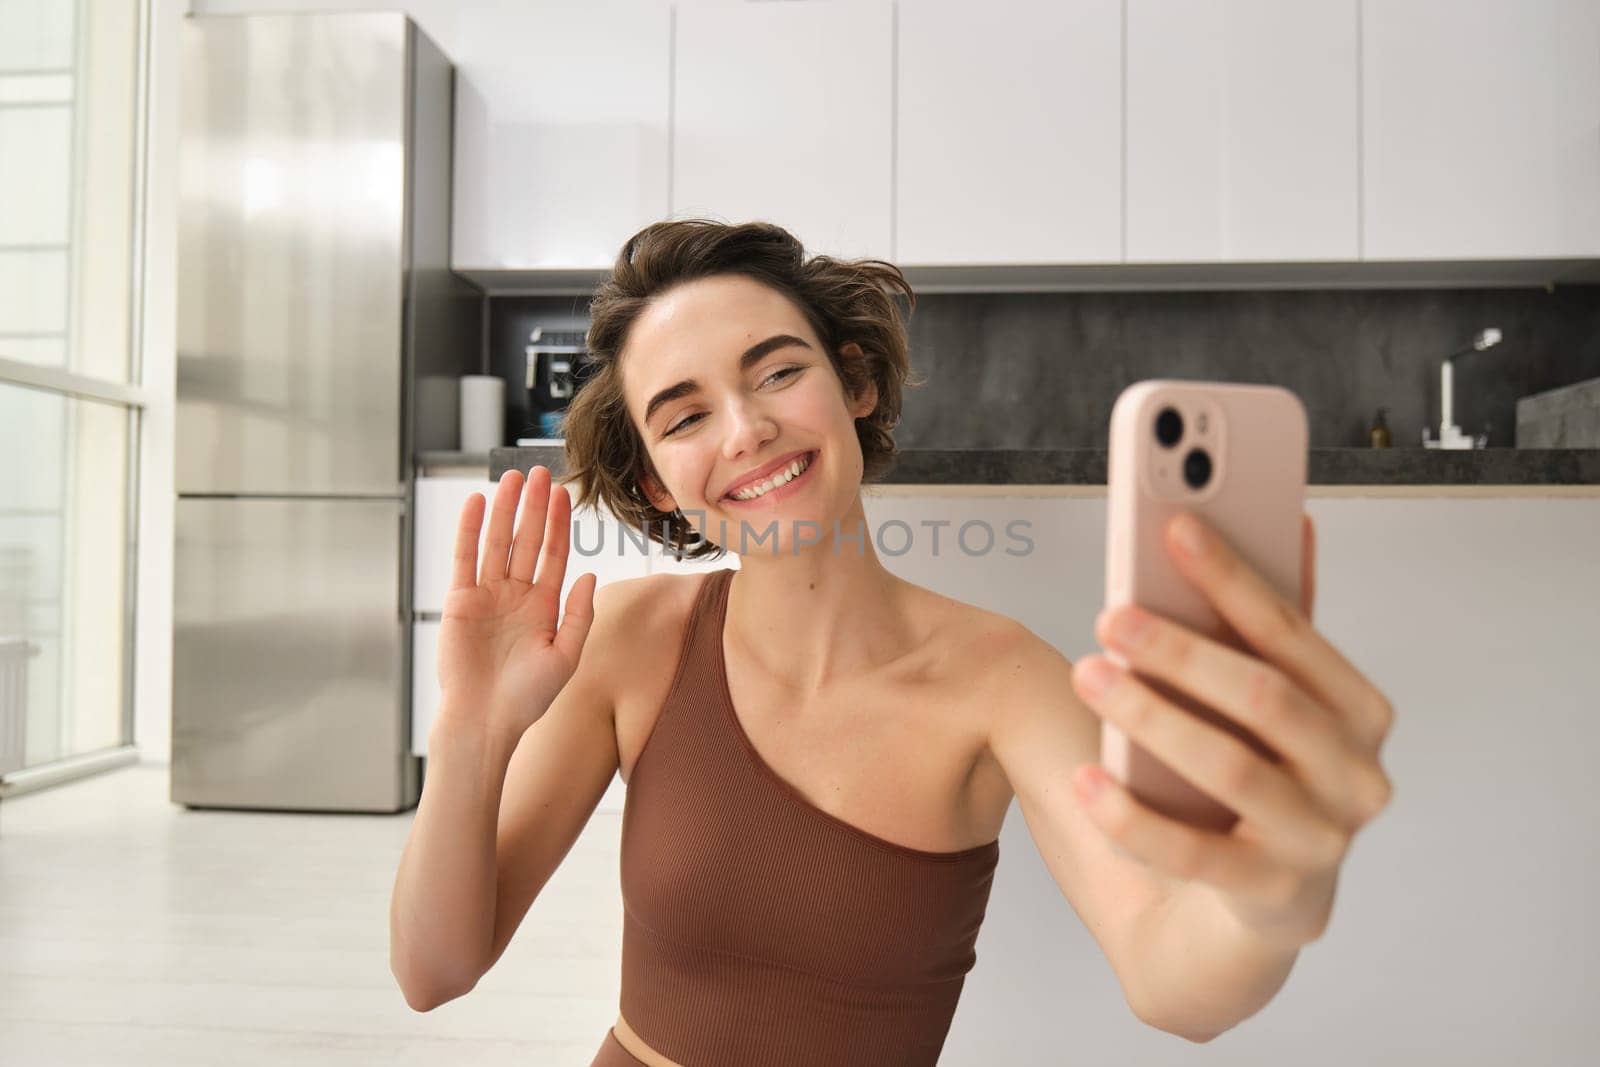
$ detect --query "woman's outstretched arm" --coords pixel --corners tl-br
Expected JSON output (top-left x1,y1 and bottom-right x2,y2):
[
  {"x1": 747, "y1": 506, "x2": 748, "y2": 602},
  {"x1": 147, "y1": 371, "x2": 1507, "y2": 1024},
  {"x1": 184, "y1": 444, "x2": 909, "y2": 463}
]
[{"x1": 988, "y1": 512, "x2": 1393, "y2": 1041}]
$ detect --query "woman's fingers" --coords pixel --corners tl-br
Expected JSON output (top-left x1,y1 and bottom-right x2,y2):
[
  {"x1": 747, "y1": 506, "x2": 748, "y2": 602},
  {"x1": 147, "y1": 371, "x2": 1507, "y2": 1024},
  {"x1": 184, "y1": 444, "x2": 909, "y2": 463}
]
[
  {"x1": 1074, "y1": 655, "x2": 1357, "y2": 865},
  {"x1": 1163, "y1": 512, "x2": 1391, "y2": 752},
  {"x1": 478, "y1": 469, "x2": 525, "y2": 584},
  {"x1": 1092, "y1": 605, "x2": 1388, "y2": 830},
  {"x1": 553, "y1": 571, "x2": 598, "y2": 665},
  {"x1": 472, "y1": 468, "x2": 580, "y2": 661},
  {"x1": 506, "y1": 466, "x2": 551, "y2": 583},
  {"x1": 449, "y1": 492, "x2": 487, "y2": 591},
  {"x1": 1070, "y1": 763, "x2": 1279, "y2": 894},
  {"x1": 532, "y1": 480, "x2": 572, "y2": 594}
]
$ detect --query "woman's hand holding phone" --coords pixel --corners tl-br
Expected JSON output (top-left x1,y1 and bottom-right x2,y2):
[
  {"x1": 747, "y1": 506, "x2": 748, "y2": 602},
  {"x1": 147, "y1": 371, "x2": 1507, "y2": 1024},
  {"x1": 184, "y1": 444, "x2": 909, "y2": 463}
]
[
  {"x1": 1069, "y1": 510, "x2": 1396, "y2": 949},
  {"x1": 435, "y1": 466, "x2": 597, "y2": 748}
]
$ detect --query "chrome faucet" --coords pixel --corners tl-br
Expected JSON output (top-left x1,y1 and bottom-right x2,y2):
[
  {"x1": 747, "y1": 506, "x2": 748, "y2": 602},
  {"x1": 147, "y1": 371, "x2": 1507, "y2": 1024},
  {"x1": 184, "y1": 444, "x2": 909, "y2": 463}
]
[{"x1": 1423, "y1": 328, "x2": 1501, "y2": 449}]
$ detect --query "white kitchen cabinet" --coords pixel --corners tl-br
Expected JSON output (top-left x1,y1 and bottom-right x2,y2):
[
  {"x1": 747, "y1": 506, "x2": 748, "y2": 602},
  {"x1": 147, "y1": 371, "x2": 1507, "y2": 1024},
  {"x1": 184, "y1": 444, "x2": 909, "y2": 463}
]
[
  {"x1": 1125, "y1": 0, "x2": 1360, "y2": 262},
  {"x1": 895, "y1": 0, "x2": 1122, "y2": 265},
  {"x1": 414, "y1": 477, "x2": 494, "y2": 616},
  {"x1": 450, "y1": 2, "x2": 671, "y2": 269},
  {"x1": 566, "y1": 497, "x2": 654, "y2": 590},
  {"x1": 568, "y1": 501, "x2": 657, "y2": 587},
  {"x1": 1361, "y1": 0, "x2": 1600, "y2": 260},
  {"x1": 671, "y1": 1, "x2": 893, "y2": 261}
]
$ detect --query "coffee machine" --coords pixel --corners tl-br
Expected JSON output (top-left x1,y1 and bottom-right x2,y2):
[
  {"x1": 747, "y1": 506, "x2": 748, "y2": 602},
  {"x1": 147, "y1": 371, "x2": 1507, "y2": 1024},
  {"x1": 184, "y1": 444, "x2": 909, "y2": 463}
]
[{"x1": 524, "y1": 326, "x2": 588, "y2": 439}]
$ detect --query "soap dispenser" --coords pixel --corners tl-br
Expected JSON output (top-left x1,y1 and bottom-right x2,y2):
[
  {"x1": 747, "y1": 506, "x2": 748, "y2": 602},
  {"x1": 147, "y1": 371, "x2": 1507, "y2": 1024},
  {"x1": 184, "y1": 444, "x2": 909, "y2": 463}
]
[{"x1": 1368, "y1": 407, "x2": 1392, "y2": 449}]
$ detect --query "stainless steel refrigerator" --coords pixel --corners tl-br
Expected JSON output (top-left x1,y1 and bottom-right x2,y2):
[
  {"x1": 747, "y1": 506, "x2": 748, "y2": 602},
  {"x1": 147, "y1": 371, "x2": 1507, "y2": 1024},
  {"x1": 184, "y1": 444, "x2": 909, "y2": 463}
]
[{"x1": 173, "y1": 13, "x2": 479, "y2": 811}]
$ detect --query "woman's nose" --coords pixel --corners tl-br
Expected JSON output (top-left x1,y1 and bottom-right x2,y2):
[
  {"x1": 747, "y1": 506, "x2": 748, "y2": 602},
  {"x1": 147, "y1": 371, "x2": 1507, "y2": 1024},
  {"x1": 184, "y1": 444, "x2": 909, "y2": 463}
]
[{"x1": 721, "y1": 397, "x2": 778, "y2": 458}]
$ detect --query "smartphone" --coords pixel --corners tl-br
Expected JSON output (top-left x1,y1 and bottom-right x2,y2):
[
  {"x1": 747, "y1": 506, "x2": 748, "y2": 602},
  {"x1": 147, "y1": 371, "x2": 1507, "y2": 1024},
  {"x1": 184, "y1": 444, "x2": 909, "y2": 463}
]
[{"x1": 1102, "y1": 380, "x2": 1308, "y2": 832}]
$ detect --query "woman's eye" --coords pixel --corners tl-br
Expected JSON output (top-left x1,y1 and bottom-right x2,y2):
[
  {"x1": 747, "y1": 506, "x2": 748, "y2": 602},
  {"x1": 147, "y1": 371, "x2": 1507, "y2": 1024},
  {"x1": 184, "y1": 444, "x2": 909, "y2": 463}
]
[
  {"x1": 664, "y1": 413, "x2": 703, "y2": 436},
  {"x1": 664, "y1": 369, "x2": 800, "y2": 436}
]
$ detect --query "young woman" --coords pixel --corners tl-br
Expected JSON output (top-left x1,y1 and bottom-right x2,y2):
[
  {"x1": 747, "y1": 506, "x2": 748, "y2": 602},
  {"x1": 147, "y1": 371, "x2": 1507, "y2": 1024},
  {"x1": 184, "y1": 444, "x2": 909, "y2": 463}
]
[{"x1": 389, "y1": 221, "x2": 1395, "y2": 1067}]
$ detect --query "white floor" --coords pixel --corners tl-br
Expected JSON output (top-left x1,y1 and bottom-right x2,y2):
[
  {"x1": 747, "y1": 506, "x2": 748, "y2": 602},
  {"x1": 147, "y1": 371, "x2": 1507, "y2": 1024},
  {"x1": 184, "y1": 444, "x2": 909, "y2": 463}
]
[{"x1": 0, "y1": 765, "x2": 625, "y2": 1066}]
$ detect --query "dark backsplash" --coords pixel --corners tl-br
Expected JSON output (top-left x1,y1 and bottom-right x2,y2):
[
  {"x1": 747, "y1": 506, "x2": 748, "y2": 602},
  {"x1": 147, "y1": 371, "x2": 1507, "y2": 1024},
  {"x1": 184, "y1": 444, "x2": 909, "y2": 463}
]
[
  {"x1": 488, "y1": 285, "x2": 1600, "y2": 449},
  {"x1": 899, "y1": 286, "x2": 1600, "y2": 449}
]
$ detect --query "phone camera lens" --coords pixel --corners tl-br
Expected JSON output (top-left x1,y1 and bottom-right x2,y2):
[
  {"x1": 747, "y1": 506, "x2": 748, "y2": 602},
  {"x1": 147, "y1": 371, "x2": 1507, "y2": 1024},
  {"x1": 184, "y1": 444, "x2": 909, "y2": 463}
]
[
  {"x1": 1155, "y1": 407, "x2": 1183, "y2": 448},
  {"x1": 1183, "y1": 448, "x2": 1212, "y2": 490}
]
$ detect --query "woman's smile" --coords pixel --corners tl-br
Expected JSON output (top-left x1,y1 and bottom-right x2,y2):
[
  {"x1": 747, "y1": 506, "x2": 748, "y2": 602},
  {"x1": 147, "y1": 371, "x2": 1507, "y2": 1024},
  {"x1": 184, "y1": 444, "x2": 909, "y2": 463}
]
[{"x1": 720, "y1": 449, "x2": 820, "y2": 508}]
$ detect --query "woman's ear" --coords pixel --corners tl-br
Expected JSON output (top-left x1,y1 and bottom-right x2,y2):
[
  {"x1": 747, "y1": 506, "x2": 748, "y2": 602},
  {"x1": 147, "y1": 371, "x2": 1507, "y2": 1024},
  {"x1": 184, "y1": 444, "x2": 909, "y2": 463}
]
[
  {"x1": 851, "y1": 380, "x2": 880, "y2": 421},
  {"x1": 838, "y1": 342, "x2": 879, "y2": 420},
  {"x1": 637, "y1": 470, "x2": 676, "y2": 514}
]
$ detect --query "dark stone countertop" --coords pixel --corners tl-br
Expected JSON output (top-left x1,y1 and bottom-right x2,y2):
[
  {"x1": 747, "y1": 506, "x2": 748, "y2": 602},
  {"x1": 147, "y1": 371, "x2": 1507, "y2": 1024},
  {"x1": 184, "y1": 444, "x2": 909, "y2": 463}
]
[{"x1": 489, "y1": 446, "x2": 1600, "y2": 490}]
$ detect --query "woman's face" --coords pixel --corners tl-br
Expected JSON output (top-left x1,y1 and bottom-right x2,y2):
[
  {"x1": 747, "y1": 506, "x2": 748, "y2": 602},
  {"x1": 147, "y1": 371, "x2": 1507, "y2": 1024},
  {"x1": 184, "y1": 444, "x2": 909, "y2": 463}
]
[{"x1": 619, "y1": 273, "x2": 877, "y2": 554}]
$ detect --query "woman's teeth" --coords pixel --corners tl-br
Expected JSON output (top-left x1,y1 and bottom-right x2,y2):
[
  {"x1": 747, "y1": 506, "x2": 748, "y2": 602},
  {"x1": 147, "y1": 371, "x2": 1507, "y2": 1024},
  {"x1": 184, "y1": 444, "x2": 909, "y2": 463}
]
[{"x1": 730, "y1": 453, "x2": 812, "y2": 501}]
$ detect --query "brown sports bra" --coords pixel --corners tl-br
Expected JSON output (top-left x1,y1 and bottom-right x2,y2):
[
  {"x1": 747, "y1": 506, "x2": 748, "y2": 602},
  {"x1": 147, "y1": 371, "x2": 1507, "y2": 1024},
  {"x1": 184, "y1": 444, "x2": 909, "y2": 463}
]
[{"x1": 618, "y1": 567, "x2": 1000, "y2": 1066}]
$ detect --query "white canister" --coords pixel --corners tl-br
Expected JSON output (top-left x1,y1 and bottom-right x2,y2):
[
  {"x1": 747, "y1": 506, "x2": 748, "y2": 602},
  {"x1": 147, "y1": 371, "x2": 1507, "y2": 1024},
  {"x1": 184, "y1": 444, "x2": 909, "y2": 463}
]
[{"x1": 459, "y1": 375, "x2": 505, "y2": 453}]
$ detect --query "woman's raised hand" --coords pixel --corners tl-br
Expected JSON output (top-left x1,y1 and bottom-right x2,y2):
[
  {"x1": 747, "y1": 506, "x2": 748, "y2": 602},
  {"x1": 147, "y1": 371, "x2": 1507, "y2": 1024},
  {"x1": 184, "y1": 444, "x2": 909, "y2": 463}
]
[{"x1": 435, "y1": 466, "x2": 597, "y2": 742}]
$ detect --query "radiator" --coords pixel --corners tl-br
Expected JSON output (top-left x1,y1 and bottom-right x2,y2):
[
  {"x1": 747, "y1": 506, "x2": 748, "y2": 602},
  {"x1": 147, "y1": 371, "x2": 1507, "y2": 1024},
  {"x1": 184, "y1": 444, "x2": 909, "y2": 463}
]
[{"x1": 0, "y1": 637, "x2": 29, "y2": 777}]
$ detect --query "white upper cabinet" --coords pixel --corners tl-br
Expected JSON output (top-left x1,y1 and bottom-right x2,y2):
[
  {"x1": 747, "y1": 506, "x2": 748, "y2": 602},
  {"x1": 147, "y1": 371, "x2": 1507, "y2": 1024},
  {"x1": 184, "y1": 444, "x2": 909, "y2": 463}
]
[
  {"x1": 672, "y1": 1, "x2": 893, "y2": 261},
  {"x1": 1361, "y1": 0, "x2": 1600, "y2": 260},
  {"x1": 1125, "y1": 0, "x2": 1360, "y2": 262},
  {"x1": 896, "y1": 0, "x2": 1123, "y2": 265},
  {"x1": 441, "y1": 0, "x2": 1600, "y2": 278},
  {"x1": 450, "y1": 3, "x2": 671, "y2": 269}
]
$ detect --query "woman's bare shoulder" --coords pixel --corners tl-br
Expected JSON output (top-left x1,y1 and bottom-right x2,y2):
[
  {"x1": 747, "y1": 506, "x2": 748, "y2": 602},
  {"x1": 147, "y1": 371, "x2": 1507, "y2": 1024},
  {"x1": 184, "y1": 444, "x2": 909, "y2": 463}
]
[
  {"x1": 897, "y1": 586, "x2": 1081, "y2": 812},
  {"x1": 585, "y1": 568, "x2": 723, "y2": 681},
  {"x1": 897, "y1": 580, "x2": 1065, "y2": 693},
  {"x1": 900, "y1": 580, "x2": 1031, "y2": 649},
  {"x1": 589, "y1": 569, "x2": 727, "y2": 765},
  {"x1": 589, "y1": 569, "x2": 709, "y2": 633}
]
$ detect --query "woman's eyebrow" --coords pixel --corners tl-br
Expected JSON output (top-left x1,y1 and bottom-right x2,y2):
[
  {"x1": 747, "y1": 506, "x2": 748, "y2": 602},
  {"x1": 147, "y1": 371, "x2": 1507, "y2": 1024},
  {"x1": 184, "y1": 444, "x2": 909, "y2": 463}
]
[{"x1": 643, "y1": 334, "x2": 813, "y2": 425}]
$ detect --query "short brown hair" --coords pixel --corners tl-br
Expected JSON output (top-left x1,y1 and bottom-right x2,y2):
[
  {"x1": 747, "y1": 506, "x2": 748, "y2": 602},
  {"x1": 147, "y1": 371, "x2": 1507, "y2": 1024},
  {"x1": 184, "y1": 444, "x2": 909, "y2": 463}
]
[{"x1": 561, "y1": 219, "x2": 922, "y2": 560}]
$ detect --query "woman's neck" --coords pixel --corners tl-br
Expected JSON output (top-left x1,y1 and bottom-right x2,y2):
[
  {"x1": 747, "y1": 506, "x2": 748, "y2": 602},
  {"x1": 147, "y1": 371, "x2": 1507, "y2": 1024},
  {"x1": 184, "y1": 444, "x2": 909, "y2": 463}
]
[{"x1": 722, "y1": 500, "x2": 921, "y2": 694}]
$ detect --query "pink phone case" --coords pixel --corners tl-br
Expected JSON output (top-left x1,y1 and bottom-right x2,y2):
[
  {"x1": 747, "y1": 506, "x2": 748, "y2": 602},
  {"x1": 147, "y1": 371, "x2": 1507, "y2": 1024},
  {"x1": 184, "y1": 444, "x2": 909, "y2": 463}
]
[{"x1": 1102, "y1": 380, "x2": 1308, "y2": 832}]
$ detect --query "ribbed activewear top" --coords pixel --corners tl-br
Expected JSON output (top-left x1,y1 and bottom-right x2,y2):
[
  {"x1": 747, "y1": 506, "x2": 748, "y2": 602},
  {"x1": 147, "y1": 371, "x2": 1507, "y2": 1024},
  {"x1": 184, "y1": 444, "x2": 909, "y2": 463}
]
[{"x1": 616, "y1": 567, "x2": 1001, "y2": 1066}]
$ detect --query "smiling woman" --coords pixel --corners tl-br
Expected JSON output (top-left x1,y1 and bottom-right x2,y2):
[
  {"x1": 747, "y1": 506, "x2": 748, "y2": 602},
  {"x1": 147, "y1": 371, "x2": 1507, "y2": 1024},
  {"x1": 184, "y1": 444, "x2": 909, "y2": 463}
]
[
  {"x1": 388, "y1": 218, "x2": 1395, "y2": 1067},
  {"x1": 562, "y1": 219, "x2": 925, "y2": 560}
]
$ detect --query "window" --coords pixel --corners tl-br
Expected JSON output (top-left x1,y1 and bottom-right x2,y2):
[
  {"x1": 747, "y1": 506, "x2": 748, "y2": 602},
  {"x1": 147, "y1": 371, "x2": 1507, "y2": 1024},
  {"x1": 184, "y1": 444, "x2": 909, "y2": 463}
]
[{"x1": 0, "y1": 0, "x2": 145, "y2": 777}]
